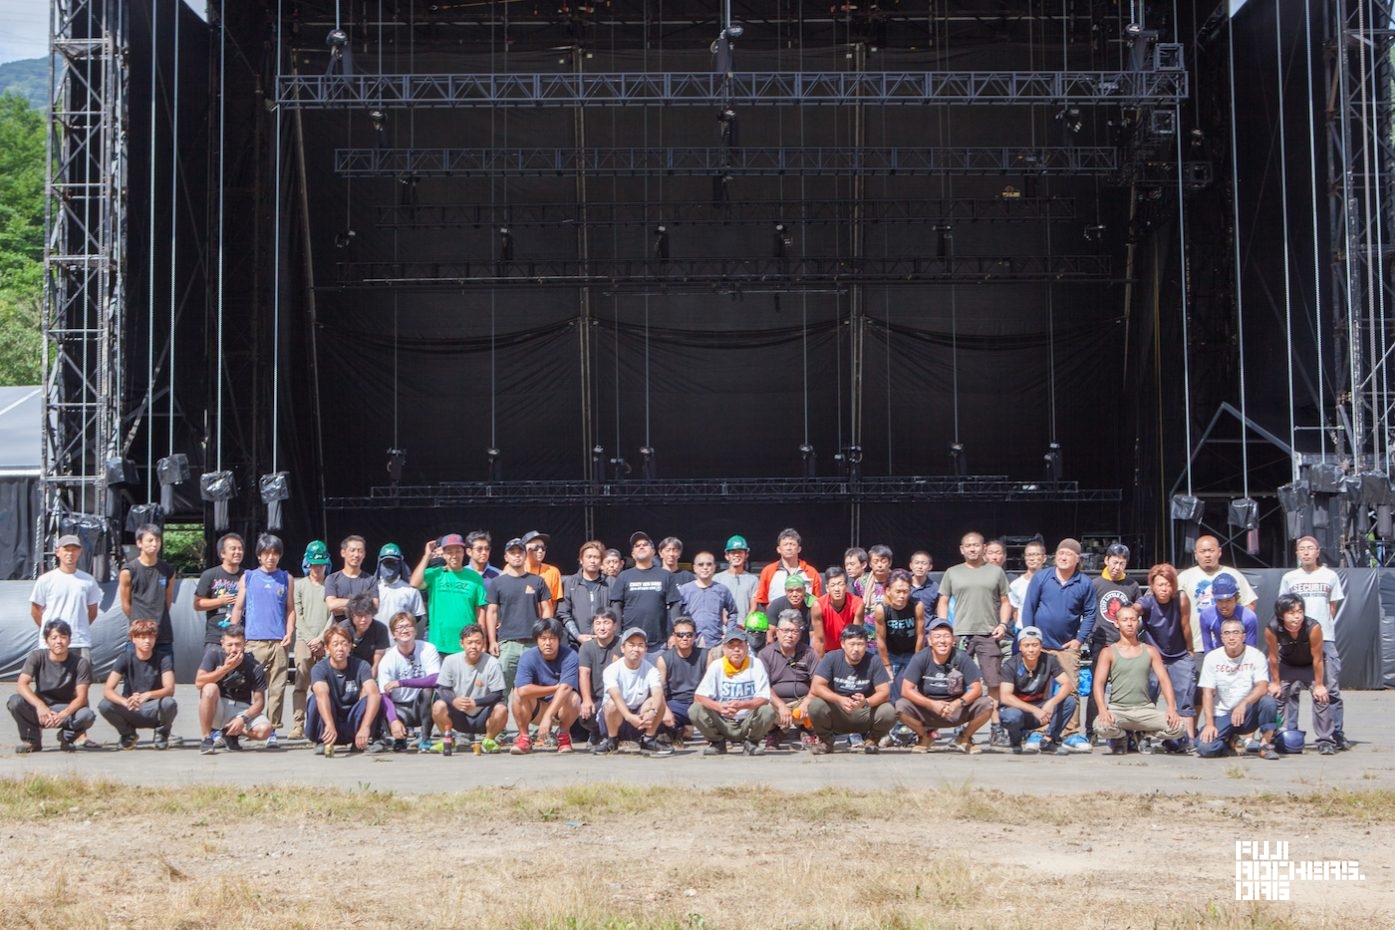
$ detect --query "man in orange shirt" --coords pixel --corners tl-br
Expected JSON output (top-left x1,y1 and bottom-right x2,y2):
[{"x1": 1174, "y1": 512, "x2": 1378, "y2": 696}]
[
  {"x1": 521, "y1": 531, "x2": 563, "y2": 601},
  {"x1": 752, "y1": 528, "x2": 822, "y2": 612}
]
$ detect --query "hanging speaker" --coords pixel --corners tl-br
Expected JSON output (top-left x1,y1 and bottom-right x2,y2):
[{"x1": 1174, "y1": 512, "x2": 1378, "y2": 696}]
[{"x1": 199, "y1": 471, "x2": 236, "y2": 531}]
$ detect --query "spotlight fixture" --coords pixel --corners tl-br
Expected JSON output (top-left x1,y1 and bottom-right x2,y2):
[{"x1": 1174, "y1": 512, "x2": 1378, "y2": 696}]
[
  {"x1": 1056, "y1": 106, "x2": 1083, "y2": 134},
  {"x1": 950, "y1": 442, "x2": 968, "y2": 478},
  {"x1": 591, "y1": 445, "x2": 606, "y2": 483},
  {"x1": 800, "y1": 443, "x2": 816, "y2": 479},
  {"x1": 486, "y1": 447, "x2": 501, "y2": 483},
  {"x1": 652, "y1": 225, "x2": 670, "y2": 261},
  {"x1": 772, "y1": 222, "x2": 792, "y2": 259},
  {"x1": 833, "y1": 444, "x2": 863, "y2": 482},
  {"x1": 609, "y1": 456, "x2": 630, "y2": 482},
  {"x1": 1124, "y1": 22, "x2": 1143, "y2": 38},
  {"x1": 325, "y1": 28, "x2": 354, "y2": 77},
  {"x1": 717, "y1": 108, "x2": 738, "y2": 146},
  {"x1": 936, "y1": 224, "x2": 953, "y2": 258},
  {"x1": 326, "y1": 28, "x2": 349, "y2": 48},
  {"x1": 334, "y1": 229, "x2": 356, "y2": 249},
  {"x1": 259, "y1": 472, "x2": 290, "y2": 531},
  {"x1": 999, "y1": 185, "x2": 1021, "y2": 200},
  {"x1": 1044, "y1": 443, "x2": 1063, "y2": 482},
  {"x1": 723, "y1": 22, "x2": 745, "y2": 39},
  {"x1": 639, "y1": 446, "x2": 657, "y2": 481},
  {"x1": 368, "y1": 108, "x2": 386, "y2": 132},
  {"x1": 1190, "y1": 127, "x2": 1205, "y2": 148},
  {"x1": 386, "y1": 448, "x2": 406, "y2": 485},
  {"x1": 498, "y1": 227, "x2": 514, "y2": 262},
  {"x1": 1083, "y1": 224, "x2": 1106, "y2": 242}
]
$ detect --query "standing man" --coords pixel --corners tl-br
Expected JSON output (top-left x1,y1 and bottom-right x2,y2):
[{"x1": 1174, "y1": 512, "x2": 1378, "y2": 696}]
[
  {"x1": 1277, "y1": 536, "x2": 1349, "y2": 750},
  {"x1": 9, "y1": 620, "x2": 97, "y2": 753},
  {"x1": 752, "y1": 529, "x2": 822, "y2": 612},
  {"x1": 487, "y1": 537, "x2": 554, "y2": 692},
  {"x1": 411, "y1": 532, "x2": 488, "y2": 659},
  {"x1": 1177, "y1": 535, "x2": 1258, "y2": 675},
  {"x1": 521, "y1": 530, "x2": 564, "y2": 601},
  {"x1": 1090, "y1": 542, "x2": 1139, "y2": 657},
  {"x1": 1018, "y1": 538, "x2": 1096, "y2": 749},
  {"x1": 937, "y1": 532, "x2": 1013, "y2": 743},
  {"x1": 324, "y1": 535, "x2": 377, "y2": 622},
  {"x1": 678, "y1": 551, "x2": 739, "y2": 648},
  {"x1": 817, "y1": 566, "x2": 863, "y2": 647},
  {"x1": 291, "y1": 539, "x2": 334, "y2": 740},
  {"x1": 118, "y1": 523, "x2": 176, "y2": 661},
  {"x1": 609, "y1": 531, "x2": 681, "y2": 650},
  {"x1": 713, "y1": 535, "x2": 758, "y2": 621},
  {"x1": 857, "y1": 544, "x2": 895, "y2": 632},
  {"x1": 374, "y1": 543, "x2": 425, "y2": 632},
  {"x1": 1266, "y1": 593, "x2": 1335, "y2": 754},
  {"x1": 228, "y1": 533, "x2": 294, "y2": 748},
  {"x1": 1008, "y1": 538, "x2": 1048, "y2": 625},
  {"x1": 557, "y1": 540, "x2": 612, "y2": 647},
  {"x1": 908, "y1": 551, "x2": 939, "y2": 620},
  {"x1": 195, "y1": 533, "x2": 244, "y2": 646},
  {"x1": 984, "y1": 539, "x2": 1008, "y2": 568},
  {"x1": 30, "y1": 534, "x2": 102, "y2": 656},
  {"x1": 657, "y1": 536, "x2": 696, "y2": 585},
  {"x1": 344, "y1": 591, "x2": 391, "y2": 677},
  {"x1": 465, "y1": 531, "x2": 501, "y2": 582},
  {"x1": 1198, "y1": 574, "x2": 1261, "y2": 650},
  {"x1": 99, "y1": 618, "x2": 178, "y2": 749}
]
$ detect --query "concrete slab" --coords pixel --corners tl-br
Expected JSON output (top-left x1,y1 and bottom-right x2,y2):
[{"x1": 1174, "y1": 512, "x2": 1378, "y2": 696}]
[{"x1": 1, "y1": 683, "x2": 1390, "y2": 797}]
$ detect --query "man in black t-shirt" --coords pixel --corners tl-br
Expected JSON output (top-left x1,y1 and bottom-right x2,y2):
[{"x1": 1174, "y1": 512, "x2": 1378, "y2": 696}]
[
  {"x1": 487, "y1": 537, "x2": 554, "y2": 693},
  {"x1": 118, "y1": 523, "x2": 177, "y2": 658},
  {"x1": 324, "y1": 534, "x2": 378, "y2": 621},
  {"x1": 896, "y1": 618, "x2": 995, "y2": 754},
  {"x1": 609, "y1": 531, "x2": 680, "y2": 649},
  {"x1": 655, "y1": 615, "x2": 705, "y2": 742},
  {"x1": 998, "y1": 625, "x2": 1076, "y2": 754},
  {"x1": 805, "y1": 625, "x2": 896, "y2": 754},
  {"x1": 308, "y1": 623, "x2": 384, "y2": 754},
  {"x1": 8, "y1": 620, "x2": 96, "y2": 753},
  {"x1": 343, "y1": 592, "x2": 390, "y2": 675},
  {"x1": 576, "y1": 608, "x2": 623, "y2": 747},
  {"x1": 98, "y1": 618, "x2": 178, "y2": 749},
  {"x1": 194, "y1": 532, "x2": 245, "y2": 645},
  {"x1": 195, "y1": 625, "x2": 273, "y2": 754}
]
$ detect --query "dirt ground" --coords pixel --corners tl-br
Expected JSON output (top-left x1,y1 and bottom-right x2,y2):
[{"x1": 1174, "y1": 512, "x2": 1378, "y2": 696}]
[{"x1": 0, "y1": 778, "x2": 1388, "y2": 930}]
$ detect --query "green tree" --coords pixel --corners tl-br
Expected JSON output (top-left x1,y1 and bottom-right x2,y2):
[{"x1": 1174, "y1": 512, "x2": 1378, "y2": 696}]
[{"x1": 0, "y1": 91, "x2": 46, "y2": 385}]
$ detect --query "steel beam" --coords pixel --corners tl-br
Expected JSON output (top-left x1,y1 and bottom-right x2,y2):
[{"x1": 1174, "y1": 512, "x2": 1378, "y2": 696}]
[
  {"x1": 331, "y1": 255, "x2": 1114, "y2": 290},
  {"x1": 336, "y1": 146, "x2": 1118, "y2": 177},
  {"x1": 278, "y1": 70, "x2": 1187, "y2": 108}
]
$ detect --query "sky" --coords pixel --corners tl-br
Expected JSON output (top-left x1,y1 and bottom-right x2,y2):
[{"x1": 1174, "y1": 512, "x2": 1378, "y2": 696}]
[{"x1": 0, "y1": 1, "x2": 208, "y2": 65}]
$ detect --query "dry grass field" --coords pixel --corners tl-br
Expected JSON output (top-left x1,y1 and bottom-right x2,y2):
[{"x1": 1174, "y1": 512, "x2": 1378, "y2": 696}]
[{"x1": 0, "y1": 775, "x2": 1389, "y2": 929}]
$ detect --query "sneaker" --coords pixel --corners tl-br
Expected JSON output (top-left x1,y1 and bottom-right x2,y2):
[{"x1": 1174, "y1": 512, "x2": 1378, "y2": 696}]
[
  {"x1": 212, "y1": 731, "x2": 226, "y2": 750},
  {"x1": 442, "y1": 735, "x2": 454, "y2": 757},
  {"x1": 480, "y1": 737, "x2": 502, "y2": 754},
  {"x1": 59, "y1": 734, "x2": 77, "y2": 753},
  {"x1": 510, "y1": 734, "x2": 533, "y2": 755},
  {"x1": 1319, "y1": 742, "x2": 1337, "y2": 755},
  {"x1": 1335, "y1": 734, "x2": 1355, "y2": 752},
  {"x1": 15, "y1": 742, "x2": 40, "y2": 754},
  {"x1": 1010, "y1": 742, "x2": 1023, "y2": 755},
  {"x1": 990, "y1": 724, "x2": 1011, "y2": 748},
  {"x1": 640, "y1": 736, "x2": 673, "y2": 756},
  {"x1": 1062, "y1": 733, "x2": 1093, "y2": 753},
  {"x1": 392, "y1": 738, "x2": 408, "y2": 753},
  {"x1": 367, "y1": 739, "x2": 390, "y2": 754},
  {"x1": 703, "y1": 740, "x2": 728, "y2": 756},
  {"x1": 742, "y1": 740, "x2": 764, "y2": 756},
  {"x1": 1023, "y1": 733, "x2": 1044, "y2": 754},
  {"x1": 592, "y1": 737, "x2": 617, "y2": 755},
  {"x1": 223, "y1": 735, "x2": 243, "y2": 752},
  {"x1": 1260, "y1": 744, "x2": 1280, "y2": 761},
  {"x1": 764, "y1": 732, "x2": 782, "y2": 752},
  {"x1": 199, "y1": 737, "x2": 216, "y2": 755},
  {"x1": 1105, "y1": 739, "x2": 1127, "y2": 755},
  {"x1": 119, "y1": 734, "x2": 139, "y2": 751},
  {"x1": 153, "y1": 728, "x2": 170, "y2": 751},
  {"x1": 952, "y1": 734, "x2": 981, "y2": 755},
  {"x1": 556, "y1": 733, "x2": 573, "y2": 754},
  {"x1": 809, "y1": 738, "x2": 833, "y2": 755},
  {"x1": 265, "y1": 731, "x2": 280, "y2": 750},
  {"x1": 847, "y1": 733, "x2": 864, "y2": 748},
  {"x1": 862, "y1": 740, "x2": 880, "y2": 754}
]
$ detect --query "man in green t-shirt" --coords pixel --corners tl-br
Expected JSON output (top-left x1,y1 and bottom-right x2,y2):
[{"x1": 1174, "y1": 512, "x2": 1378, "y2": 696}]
[{"x1": 410, "y1": 533, "x2": 487, "y2": 656}]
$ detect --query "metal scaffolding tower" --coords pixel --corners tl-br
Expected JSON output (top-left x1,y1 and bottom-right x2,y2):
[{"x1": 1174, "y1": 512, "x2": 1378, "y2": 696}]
[{"x1": 40, "y1": 0, "x2": 129, "y2": 578}]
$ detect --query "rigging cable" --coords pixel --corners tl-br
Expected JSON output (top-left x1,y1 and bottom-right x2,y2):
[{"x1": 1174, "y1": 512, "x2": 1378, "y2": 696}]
[
  {"x1": 144, "y1": 0, "x2": 158, "y2": 500},
  {"x1": 1226, "y1": 13, "x2": 1250, "y2": 499},
  {"x1": 1276, "y1": 1, "x2": 1297, "y2": 476}
]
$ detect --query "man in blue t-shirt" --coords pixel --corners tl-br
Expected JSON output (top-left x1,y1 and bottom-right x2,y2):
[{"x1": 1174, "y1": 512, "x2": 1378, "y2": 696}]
[
  {"x1": 307, "y1": 622, "x2": 384, "y2": 755},
  {"x1": 508, "y1": 618, "x2": 580, "y2": 755}
]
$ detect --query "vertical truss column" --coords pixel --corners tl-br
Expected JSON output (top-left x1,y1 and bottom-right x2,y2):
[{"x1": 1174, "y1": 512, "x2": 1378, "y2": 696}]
[
  {"x1": 41, "y1": 0, "x2": 128, "y2": 576},
  {"x1": 1327, "y1": 0, "x2": 1395, "y2": 473}
]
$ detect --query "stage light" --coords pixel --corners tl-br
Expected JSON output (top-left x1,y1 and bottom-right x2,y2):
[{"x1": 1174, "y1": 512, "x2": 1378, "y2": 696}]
[
  {"x1": 652, "y1": 225, "x2": 670, "y2": 260},
  {"x1": 334, "y1": 229, "x2": 356, "y2": 249},
  {"x1": 640, "y1": 446, "x2": 657, "y2": 481},
  {"x1": 1083, "y1": 224, "x2": 1106, "y2": 242},
  {"x1": 498, "y1": 227, "x2": 514, "y2": 262},
  {"x1": 950, "y1": 442, "x2": 967, "y2": 477},
  {"x1": 1044, "y1": 443, "x2": 1062, "y2": 482},
  {"x1": 609, "y1": 456, "x2": 630, "y2": 481},
  {"x1": 259, "y1": 472, "x2": 290, "y2": 532},
  {"x1": 717, "y1": 108, "x2": 738, "y2": 146},
  {"x1": 773, "y1": 223, "x2": 792, "y2": 259},
  {"x1": 1190, "y1": 127, "x2": 1205, "y2": 148},
  {"x1": 326, "y1": 28, "x2": 349, "y2": 48},
  {"x1": 368, "y1": 108, "x2": 386, "y2": 132},
  {"x1": 486, "y1": 447, "x2": 501, "y2": 483},
  {"x1": 325, "y1": 28, "x2": 354, "y2": 77},
  {"x1": 591, "y1": 445, "x2": 605, "y2": 483},
  {"x1": 724, "y1": 23, "x2": 745, "y2": 39},
  {"x1": 156, "y1": 453, "x2": 189, "y2": 512},
  {"x1": 1056, "y1": 106, "x2": 1082, "y2": 134},
  {"x1": 999, "y1": 185, "x2": 1021, "y2": 200},
  {"x1": 199, "y1": 470, "x2": 236, "y2": 532},
  {"x1": 386, "y1": 448, "x2": 406, "y2": 485},
  {"x1": 936, "y1": 224, "x2": 953, "y2": 258},
  {"x1": 1124, "y1": 23, "x2": 1143, "y2": 38},
  {"x1": 800, "y1": 443, "x2": 816, "y2": 479}
]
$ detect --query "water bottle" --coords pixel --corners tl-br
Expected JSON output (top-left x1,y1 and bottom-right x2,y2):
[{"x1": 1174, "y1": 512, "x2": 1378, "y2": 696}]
[{"x1": 1077, "y1": 665, "x2": 1093, "y2": 699}]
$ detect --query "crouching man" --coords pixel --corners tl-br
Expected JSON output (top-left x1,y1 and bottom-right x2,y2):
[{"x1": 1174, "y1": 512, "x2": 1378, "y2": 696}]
[
  {"x1": 895, "y1": 618, "x2": 995, "y2": 754},
  {"x1": 806, "y1": 625, "x2": 896, "y2": 754},
  {"x1": 1091, "y1": 605, "x2": 1186, "y2": 753},
  {"x1": 432, "y1": 624, "x2": 508, "y2": 755},
  {"x1": 997, "y1": 625, "x2": 1076, "y2": 754},
  {"x1": 594, "y1": 627, "x2": 671, "y2": 756},
  {"x1": 691, "y1": 628, "x2": 777, "y2": 755},
  {"x1": 1197, "y1": 617, "x2": 1278, "y2": 760},
  {"x1": 9, "y1": 620, "x2": 97, "y2": 753},
  {"x1": 196, "y1": 624, "x2": 274, "y2": 754},
  {"x1": 99, "y1": 618, "x2": 178, "y2": 749},
  {"x1": 307, "y1": 622, "x2": 384, "y2": 755}
]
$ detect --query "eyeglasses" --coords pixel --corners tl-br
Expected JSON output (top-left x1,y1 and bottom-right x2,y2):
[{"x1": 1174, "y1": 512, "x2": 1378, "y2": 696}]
[
  {"x1": 674, "y1": 631, "x2": 696, "y2": 638},
  {"x1": 527, "y1": 544, "x2": 546, "y2": 552}
]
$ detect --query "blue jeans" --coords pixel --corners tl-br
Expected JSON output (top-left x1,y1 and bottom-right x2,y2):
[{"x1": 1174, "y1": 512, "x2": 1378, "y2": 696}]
[
  {"x1": 1148, "y1": 653, "x2": 1196, "y2": 719},
  {"x1": 305, "y1": 695, "x2": 379, "y2": 746},
  {"x1": 1196, "y1": 695, "x2": 1278, "y2": 757},
  {"x1": 999, "y1": 695, "x2": 1076, "y2": 744}
]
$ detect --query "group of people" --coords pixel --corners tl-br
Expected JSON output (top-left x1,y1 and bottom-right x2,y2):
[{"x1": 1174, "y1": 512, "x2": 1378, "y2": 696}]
[{"x1": 13, "y1": 525, "x2": 1351, "y2": 761}]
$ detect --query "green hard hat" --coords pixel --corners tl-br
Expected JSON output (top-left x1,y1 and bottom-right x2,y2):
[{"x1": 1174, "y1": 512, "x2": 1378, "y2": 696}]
[
  {"x1": 744, "y1": 611, "x2": 770, "y2": 632},
  {"x1": 304, "y1": 540, "x2": 331, "y2": 565}
]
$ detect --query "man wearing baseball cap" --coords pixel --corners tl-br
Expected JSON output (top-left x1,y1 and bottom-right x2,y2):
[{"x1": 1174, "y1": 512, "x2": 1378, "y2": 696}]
[
  {"x1": 521, "y1": 530, "x2": 563, "y2": 602},
  {"x1": 410, "y1": 533, "x2": 487, "y2": 658},
  {"x1": 1198, "y1": 573, "x2": 1260, "y2": 651},
  {"x1": 30, "y1": 534, "x2": 102, "y2": 658},
  {"x1": 713, "y1": 535, "x2": 758, "y2": 620},
  {"x1": 609, "y1": 531, "x2": 681, "y2": 650},
  {"x1": 997, "y1": 626, "x2": 1077, "y2": 754},
  {"x1": 690, "y1": 628, "x2": 777, "y2": 755},
  {"x1": 595, "y1": 627, "x2": 672, "y2": 755}
]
